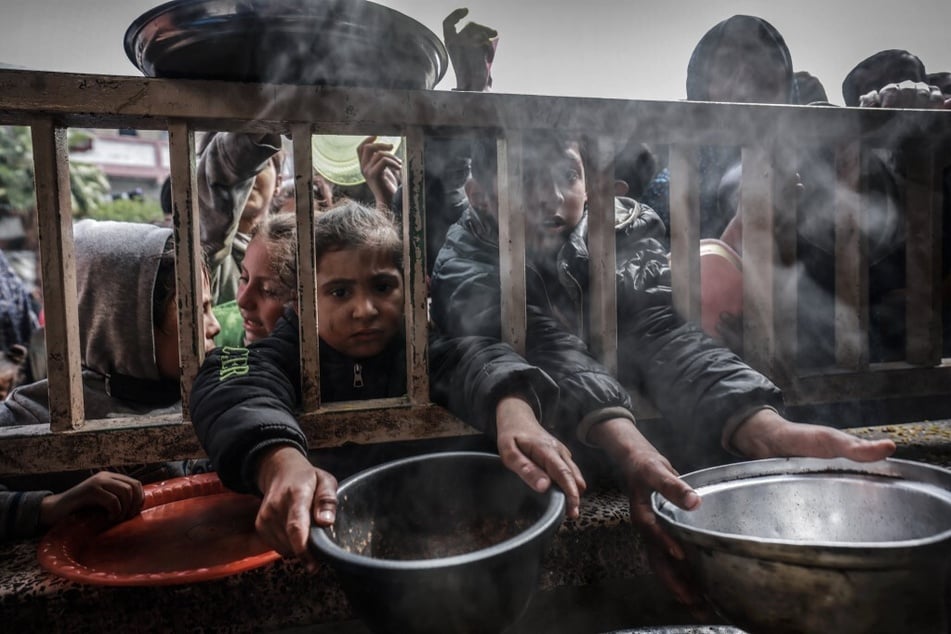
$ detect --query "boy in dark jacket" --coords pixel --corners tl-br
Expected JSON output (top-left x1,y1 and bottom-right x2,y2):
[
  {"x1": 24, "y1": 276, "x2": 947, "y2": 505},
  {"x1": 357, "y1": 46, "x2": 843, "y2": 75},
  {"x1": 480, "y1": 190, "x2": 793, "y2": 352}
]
[
  {"x1": 428, "y1": 132, "x2": 895, "y2": 605},
  {"x1": 190, "y1": 202, "x2": 405, "y2": 565}
]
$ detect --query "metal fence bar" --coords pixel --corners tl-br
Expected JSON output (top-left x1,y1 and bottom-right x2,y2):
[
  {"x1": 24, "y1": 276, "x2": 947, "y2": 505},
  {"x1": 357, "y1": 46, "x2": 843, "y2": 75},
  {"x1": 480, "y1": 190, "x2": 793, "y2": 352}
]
[
  {"x1": 740, "y1": 144, "x2": 778, "y2": 375},
  {"x1": 586, "y1": 135, "x2": 618, "y2": 373},
  {"x1": 834, "y1": 141, "x2": 869, "y2": 370},
  {"x1": 402, "y1": 126, "x2": 430, "y2": 404},
  {"x1": 291, "y1": 123, "x2": 321, "y2": 411},
  {"x1": 668, "y1": 145, "x2": 701, "y2": 322},
  {"x1": 904, "y1": 145, "x2": 941, "y2": 365},
  {"x1": 30, "y1": 119, "x2": 83, "y2": 431},
  {"x1": 498, "y1": 134, "x2": 527, "y2": 355},
  {"x1": 166, "y1": 120, "x2": 203, "y2": 415}
]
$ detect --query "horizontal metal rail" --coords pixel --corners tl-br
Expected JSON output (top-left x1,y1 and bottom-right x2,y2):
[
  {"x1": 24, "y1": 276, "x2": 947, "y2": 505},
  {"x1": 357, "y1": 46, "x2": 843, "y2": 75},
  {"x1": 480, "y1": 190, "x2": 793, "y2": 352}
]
[{"x1": 0, "y1": 69, "x2": 948, "y2": 476}]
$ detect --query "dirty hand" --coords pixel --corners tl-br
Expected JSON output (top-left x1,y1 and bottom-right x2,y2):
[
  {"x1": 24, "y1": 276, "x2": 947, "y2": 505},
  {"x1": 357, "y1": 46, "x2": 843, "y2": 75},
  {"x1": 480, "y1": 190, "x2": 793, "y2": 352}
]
[
  {"x1": 587, "y1": 418, "x2": 706, "y2": 612},
  {"x1": 255, "y1": 445, "x2": 338, "y2": 570},
  {"x1": 443, "y1": 8, "x2": 499, "y2": 91},
  {"x1": 728, "y1": 407, "x2": 897, "y2": 461},
  {"x1": 859, "y1": 80, "x2": 950, "y2": 109},
  {"x1": 357, "y1": 135, "x2": 402, "y2": 211},
  {"x1": 39, "y1": 471, "x2": 144, "y2": 528},
  {"x1": 495, "y1": 395, "x2": 586, "y2": 519}
]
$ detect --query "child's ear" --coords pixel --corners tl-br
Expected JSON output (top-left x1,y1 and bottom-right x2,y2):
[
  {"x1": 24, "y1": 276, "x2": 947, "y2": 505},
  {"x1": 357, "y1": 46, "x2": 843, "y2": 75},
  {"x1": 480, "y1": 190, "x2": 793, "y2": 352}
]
[{"x1": 614, "y1": 179, "x2": 630, "y2": 197}]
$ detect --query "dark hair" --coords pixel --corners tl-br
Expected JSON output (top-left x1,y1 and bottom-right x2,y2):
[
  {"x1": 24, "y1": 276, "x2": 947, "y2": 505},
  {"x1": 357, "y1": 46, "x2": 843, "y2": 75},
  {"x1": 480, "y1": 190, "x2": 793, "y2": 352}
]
[
  {"x1": 151, "y1": 237, "x2": 212, "y2": 331},
  {"x1": 314, "y1": 200, "x2": 402, "y2": 271},
  {"x1": 470, "y1": 132, "x2": 587, "y2": 186},
  {"x1": 160, "y1": 176, "x2": 172, "y2": 216},
  {"x1": 250, "y1": 212, "x2": 298, "y2": 298}
]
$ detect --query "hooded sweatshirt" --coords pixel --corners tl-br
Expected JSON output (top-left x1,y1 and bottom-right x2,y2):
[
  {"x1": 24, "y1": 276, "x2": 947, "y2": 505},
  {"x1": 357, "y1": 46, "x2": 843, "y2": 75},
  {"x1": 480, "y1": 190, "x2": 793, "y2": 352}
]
[{"x1": 0, "y1": 220, "x2": 181, "y2": 426}]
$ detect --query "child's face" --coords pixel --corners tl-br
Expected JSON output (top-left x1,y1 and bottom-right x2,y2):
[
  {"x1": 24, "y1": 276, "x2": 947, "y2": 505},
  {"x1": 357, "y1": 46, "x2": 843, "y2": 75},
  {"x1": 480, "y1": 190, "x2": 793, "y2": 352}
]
[
  {"x1": 316, "y1": 247, "x2": 403, "y2": 359},
  {"x1": 473, "y1": 140, "x2": 587, "y2": 260},
  {"x1": 523, "y1": 141, "x2": 587, "y2": 259},
  {"x1": 238, "y1": 235, "x2": 296, "y2": 343},
  {"x1": 154, "y1": 275, "x2": 220, "y2": 380}
]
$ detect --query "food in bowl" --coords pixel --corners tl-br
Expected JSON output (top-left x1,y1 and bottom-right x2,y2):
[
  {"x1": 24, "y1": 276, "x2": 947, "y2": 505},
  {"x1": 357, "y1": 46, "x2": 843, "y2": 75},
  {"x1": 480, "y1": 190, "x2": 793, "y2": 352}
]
[{"x1": 344, "y1": 514, "x2": 534, "y2": 561}]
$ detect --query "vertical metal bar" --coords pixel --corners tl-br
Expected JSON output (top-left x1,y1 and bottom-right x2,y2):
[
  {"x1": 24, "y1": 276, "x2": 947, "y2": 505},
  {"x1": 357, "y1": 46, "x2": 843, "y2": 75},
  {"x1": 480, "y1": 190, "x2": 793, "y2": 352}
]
[
  {"x1": 740, "y1": 145, "x2": 777, "y2": 375},
  {"x1": 498, "y1": 135, "x2": 527, "y2": 355},
  {"x1": 31, "y1": 119, "x2": 83, "y2": 431},
  {"x1": 904, "y1": 146, "x2": 941, "y2": 365},
  {"x1": 586, "y1": 135, "x2": 617, "y2": 374},
  {"x1": 834, "y1": 141, "x2": 869, "y2": 370},
  {"x1": 402, "y1": 126, "x2": 429, "y2": 404},
  {"x1": 771, "y1": 146, "x2": 800, "y2": 382},
  {"x1": 166, "y1": 120, "x2": 202, "y2": 416},
  {"x1": 291, "y1": 124, "x2": 320, "y2": 411},
  {"x1": 669, "y1": 146, "x2": 701, "y2": 322}
]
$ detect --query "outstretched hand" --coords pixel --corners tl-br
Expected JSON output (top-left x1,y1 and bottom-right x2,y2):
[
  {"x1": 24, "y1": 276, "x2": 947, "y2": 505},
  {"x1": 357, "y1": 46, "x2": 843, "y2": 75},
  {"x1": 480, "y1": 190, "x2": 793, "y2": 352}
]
[
  {"x1": 357, "y1": 135, "x2": 402, "y2": 211},
  {"x1": 254, "y1": 445, "x2": 338, "y2": 571},
  {"x1": 729, "y1": 408, "x2": 896, "y2": 462},
  {"x1": 39, "y1": 471, "x2": 144, "y2": 528},
  {"x1": 443, "y1": 8, "x2": 499, "y2": 91},
  {"x1": 586, "y1": 418, "x2": 707, "y2": 613},
  {"x1": 494, "y1": 395, "x2": 586, "y2": 519}
]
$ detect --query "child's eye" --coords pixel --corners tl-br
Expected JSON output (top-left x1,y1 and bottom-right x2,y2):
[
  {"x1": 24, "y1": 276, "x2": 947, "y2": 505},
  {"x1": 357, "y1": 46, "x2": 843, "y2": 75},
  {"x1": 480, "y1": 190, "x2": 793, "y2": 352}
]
[
  {"x1": 238, "y1": 274, "x2": 249, "y2": 286},
  {"x1": 374, "y1": 282, "x2": 396, "y2": 294},
  {"x1": 262, "y1": 286, "x2": 281, "y2": 299},
  {"x1": 329, "y1": 287, "x2": 349, "y2": 299},
  {"x1": 563, "y1": 169, "x2": 581, "y2": 183}
]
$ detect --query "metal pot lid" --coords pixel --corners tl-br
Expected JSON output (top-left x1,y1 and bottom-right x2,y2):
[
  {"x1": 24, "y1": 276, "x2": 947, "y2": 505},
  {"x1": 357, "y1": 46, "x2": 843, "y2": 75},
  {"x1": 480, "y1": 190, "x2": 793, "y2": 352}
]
[{"x1": 124, "y1": 0, "x2": 448, "y2": 89}]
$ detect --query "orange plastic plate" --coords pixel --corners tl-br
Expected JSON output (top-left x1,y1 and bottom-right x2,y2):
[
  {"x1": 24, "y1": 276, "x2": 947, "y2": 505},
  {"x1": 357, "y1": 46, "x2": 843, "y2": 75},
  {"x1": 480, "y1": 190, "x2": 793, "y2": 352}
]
[{"x1": 38, "y1": 472, "x2": 280, "y2": 586}]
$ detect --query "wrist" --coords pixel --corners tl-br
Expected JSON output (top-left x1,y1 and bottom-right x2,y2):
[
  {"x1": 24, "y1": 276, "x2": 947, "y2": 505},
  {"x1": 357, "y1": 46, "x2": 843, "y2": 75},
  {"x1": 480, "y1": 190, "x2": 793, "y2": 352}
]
[
  {"x1": 37, "y1": 492, "x2": 60, "y2": 528},
  {"x1": 255, "y1": 444, "x2": 308, "y2": 494},
  {"x1": 586, "y1": 417, "x2": 645, "y2": 462}
]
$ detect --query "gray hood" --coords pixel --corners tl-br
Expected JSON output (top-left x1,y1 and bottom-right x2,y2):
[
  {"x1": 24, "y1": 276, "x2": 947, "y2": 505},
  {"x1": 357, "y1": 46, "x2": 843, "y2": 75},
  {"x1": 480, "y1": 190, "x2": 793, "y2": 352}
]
[{"x1": 73, "y1": 219, "x2": 172, "y2": 380}]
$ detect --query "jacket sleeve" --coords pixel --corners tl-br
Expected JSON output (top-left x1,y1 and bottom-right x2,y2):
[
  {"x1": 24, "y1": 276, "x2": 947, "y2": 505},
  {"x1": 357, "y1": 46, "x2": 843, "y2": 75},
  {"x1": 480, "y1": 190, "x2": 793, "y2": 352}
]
[
  {"x1": 429, "y1": 220, "x2": 507, "y2": 340},
  {"x1": 428, "y1": 332, "x2": 560, "y2": 437},
  {"x1": 430, "y1": 222, "x2": 636, "y2": 441},
  {"x1": 198, "y1": 132, "x2": 282, "y2": 268},
  {"x1": 615, "y1": 237, "x2": 784, "y2": 452},
  {"x1": 0, "y1": 485, "x2": 50, "y2": 542},
  {"x1": 189, "y1": 313, "x2": 306, "y2": 494},
  {"x1": 523, "y1": 308, "x2": 636, "y2": 443}
]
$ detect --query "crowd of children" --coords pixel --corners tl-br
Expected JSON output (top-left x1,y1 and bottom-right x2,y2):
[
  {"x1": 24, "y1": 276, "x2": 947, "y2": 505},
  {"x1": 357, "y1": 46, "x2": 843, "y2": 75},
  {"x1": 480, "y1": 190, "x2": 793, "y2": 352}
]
[{"x1": 6, "y1": 6, "x2": 951, "y2": 618}]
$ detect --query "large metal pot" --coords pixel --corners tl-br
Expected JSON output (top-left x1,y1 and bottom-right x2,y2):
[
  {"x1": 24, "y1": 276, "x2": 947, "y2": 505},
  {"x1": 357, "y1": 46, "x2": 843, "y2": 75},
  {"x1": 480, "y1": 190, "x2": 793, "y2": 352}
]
[
  {"x1": 124, "y1": 0, "x2": 448, "y2": 89},
  {"x1": 652, "y1": 457, "x2": 951, "y2": 634},
  {"x1": 310, "y1": 451, "x2": 565, "y2": 634}
]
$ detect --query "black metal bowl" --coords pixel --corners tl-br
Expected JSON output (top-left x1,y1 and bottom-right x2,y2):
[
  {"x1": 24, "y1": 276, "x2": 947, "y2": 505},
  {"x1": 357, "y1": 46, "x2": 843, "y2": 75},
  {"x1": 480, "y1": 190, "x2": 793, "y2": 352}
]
[
  {"x1": 310, "y1": 451, "x2": 565, "y2": 634},
  {"x1": 124, "y1": 0, "x2": 448, "y2": 89}
]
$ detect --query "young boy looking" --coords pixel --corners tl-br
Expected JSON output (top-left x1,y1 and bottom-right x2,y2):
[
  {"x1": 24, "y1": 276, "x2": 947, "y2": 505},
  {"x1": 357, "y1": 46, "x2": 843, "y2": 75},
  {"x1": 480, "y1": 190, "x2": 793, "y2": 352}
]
[{"x1": 428, "y1": 132, "x2": 895, "y2": 602}]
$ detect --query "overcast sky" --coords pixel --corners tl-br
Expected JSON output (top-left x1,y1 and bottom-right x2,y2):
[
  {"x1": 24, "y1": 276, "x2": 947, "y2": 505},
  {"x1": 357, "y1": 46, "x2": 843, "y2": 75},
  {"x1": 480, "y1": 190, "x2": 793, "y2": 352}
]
[{"x1": 1, "y1": 0, "x2": 948, "y2": 105}]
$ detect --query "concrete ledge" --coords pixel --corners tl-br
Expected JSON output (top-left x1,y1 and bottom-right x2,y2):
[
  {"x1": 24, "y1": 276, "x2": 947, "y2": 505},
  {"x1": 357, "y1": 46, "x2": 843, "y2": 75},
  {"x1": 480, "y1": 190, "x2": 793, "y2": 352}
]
[{"x1": 1, "y1": 421, "x2": 948, "y2": 632}]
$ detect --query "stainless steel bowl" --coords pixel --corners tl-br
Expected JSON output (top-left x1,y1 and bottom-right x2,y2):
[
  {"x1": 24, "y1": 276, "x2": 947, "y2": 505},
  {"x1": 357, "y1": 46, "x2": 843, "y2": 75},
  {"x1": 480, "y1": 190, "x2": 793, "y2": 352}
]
[
  {"x1": 124, "y1": 0, "x2": 448, "y2": 89},
  {"x1": 652, "y1": 457, "x2": 951, "y2": 634}
]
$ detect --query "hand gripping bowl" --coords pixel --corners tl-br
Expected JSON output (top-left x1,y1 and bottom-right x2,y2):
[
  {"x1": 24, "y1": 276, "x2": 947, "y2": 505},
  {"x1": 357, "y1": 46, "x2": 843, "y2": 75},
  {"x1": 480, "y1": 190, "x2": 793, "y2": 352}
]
[
  {"x1": 124, "y1": 0, "x2": 448, "y2": 89},
  {"x1": 309, "y1": 452, "x2": 565, "y2": 634},
  {"x1": 652, "y1": 457, "x2": 951, "y2": 634}
]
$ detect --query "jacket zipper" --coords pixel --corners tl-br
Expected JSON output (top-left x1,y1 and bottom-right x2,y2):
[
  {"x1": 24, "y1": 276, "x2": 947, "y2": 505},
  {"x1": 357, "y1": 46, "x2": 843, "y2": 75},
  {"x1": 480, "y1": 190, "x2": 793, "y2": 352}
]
[
  {"x1": 561, "y1": 264, "x2": 586, "y2": 340},
  {"x1": 353, "y1": 363, "x2": 364, "y2": 388}
]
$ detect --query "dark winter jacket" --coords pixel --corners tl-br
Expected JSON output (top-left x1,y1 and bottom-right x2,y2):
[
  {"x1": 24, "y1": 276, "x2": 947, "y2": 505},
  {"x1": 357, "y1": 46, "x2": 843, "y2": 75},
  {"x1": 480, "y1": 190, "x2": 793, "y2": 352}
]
[
  {"x1": 429, "y1": 196, "x2": 783, "y2": 453},
  {"x1": 190, "y1": 309, "x2": 405, "y2": 493}
]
